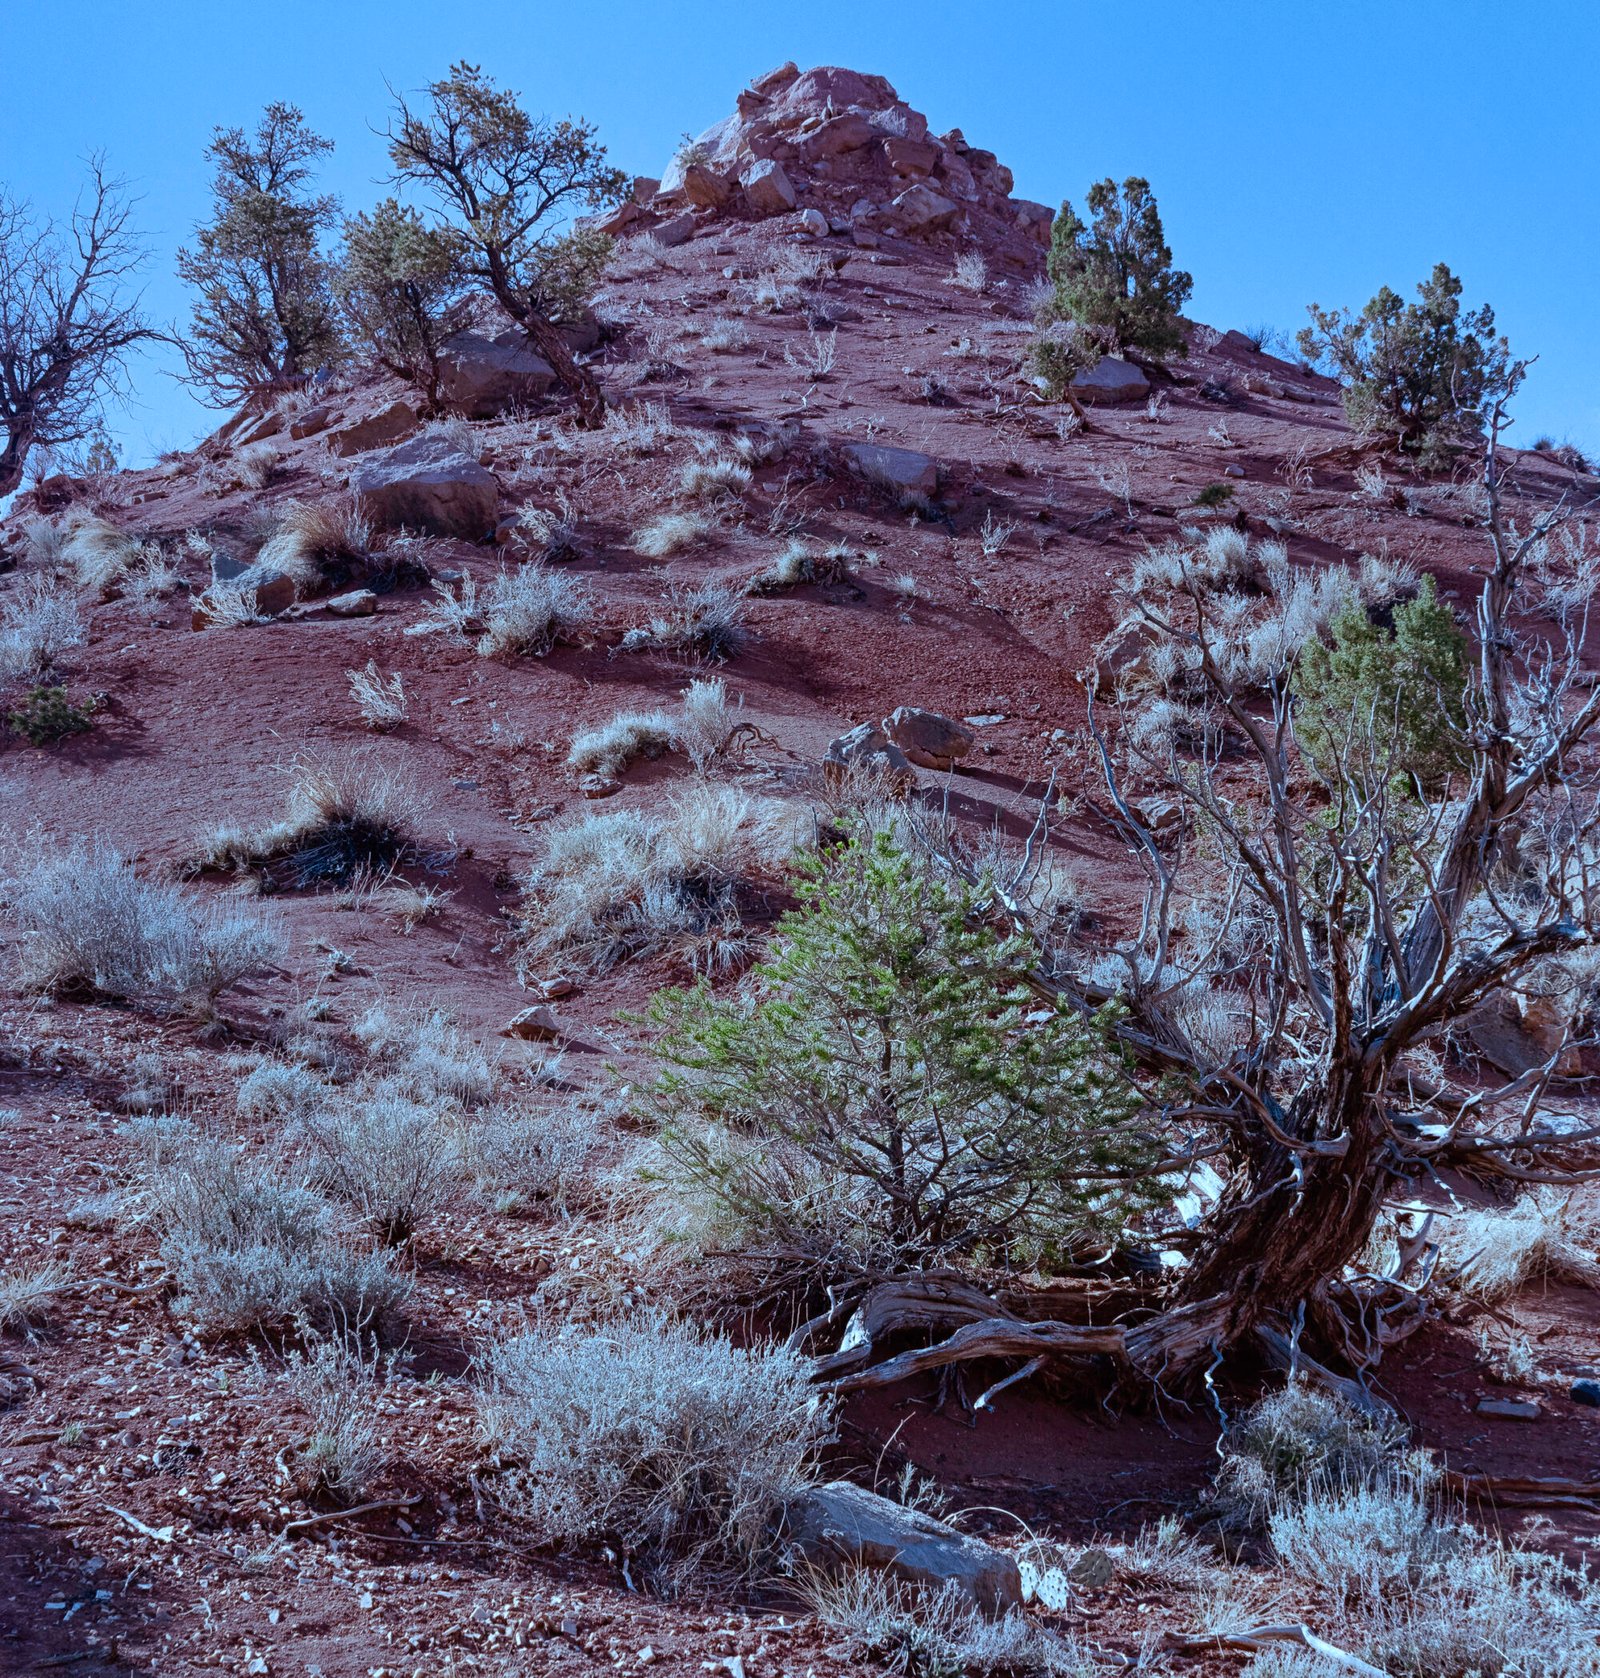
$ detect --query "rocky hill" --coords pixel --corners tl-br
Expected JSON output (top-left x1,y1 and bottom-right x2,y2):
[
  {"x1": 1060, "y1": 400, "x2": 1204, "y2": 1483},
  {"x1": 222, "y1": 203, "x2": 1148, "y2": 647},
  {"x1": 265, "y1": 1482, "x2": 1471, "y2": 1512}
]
[{"x1": 1, "y1": 61, "x2": 1598, "y2": 1678}]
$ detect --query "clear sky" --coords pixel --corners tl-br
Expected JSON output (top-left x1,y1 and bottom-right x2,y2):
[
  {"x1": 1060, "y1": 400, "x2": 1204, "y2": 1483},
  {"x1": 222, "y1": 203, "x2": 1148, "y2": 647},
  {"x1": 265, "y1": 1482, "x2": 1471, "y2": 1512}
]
[{"x1": 4, "y1": 0, "x2": 1595, "y2": 467}]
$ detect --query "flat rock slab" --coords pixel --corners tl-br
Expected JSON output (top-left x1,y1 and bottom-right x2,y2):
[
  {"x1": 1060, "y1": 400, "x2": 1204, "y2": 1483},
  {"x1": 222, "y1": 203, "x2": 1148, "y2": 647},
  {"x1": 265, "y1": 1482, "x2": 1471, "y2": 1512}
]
[
  {"x1": 1476, "y1": 1397, "x2": 1541, "y2": 1421},
  {"x1": 786, "y1": 1481, "x2": 1021, "y2": 1612},
  {"x1": 840, "y1": 441, "x2": 940, "y2": 498},
  {"x1": 438, "y1": 332, "x2": 555, "y2": 419},
  {"x1": 326, "y1": 399, "x2": 420, "y2": 458}
]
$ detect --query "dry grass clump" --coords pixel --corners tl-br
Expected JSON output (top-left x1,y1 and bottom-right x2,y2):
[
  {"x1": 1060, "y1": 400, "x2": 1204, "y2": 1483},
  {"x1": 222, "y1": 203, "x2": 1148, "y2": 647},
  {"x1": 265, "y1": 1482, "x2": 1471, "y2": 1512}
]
[
  {"x1": 0, "y1": 575, "x2": 84, "y2": 678},
  {"x1": 799, "y1": 1568, "x2": 1089, "y2": 1676},
  {"x1": 678, "y1": 455, "x2": 753, "y2": 502},
  {"x1": 194, "y1": 750, "x2": 423, "y2": 891},
  {"x1": 519, "y1": 784, "x2": 792, "y2": 974},
  {"x1": 39, "y1": 511, "x2": 148, "y2": 594},
  {"x1": 2, "y1": 834, "x2": 283, "y2": 1011},
  {"x1": 135, "y1": 1117, "x2": 411, "y2": 1338},
  {"x1": 1213, "y1": 1381, "x2": 1410, "y2": 1529},
  {"x1": 948, "y1": 250, "x2": 990, "y2": 293},
  {"x1": 567, "y1": 709, "x2": 675, "y2": 778},
  {"x1": 256, "y1": 498, "x2": 372, "y2": 594},
  {"x1": 676, "y1": 676, "x2": 743, "y2": 771},
  {"x1": 508, "y1": 493, "x2": 581, "y2": 563},
  {"x1": 1432, "y1": 1190, "x2": 1600, "y2": 1303},
  {"x1": 476, "y1": 565, "x2": 594, "y2": 657},
  {"x1": 345, "y1": 660, "x2": 408, "y2": 731},
  {"x1": 0, "y1": 1263, "x2": 73, "y2": 1338},
  {"x1": 275, "y1": 1335, "x2": 386, "y2": 1504},
  {"x1": 618, "y1": 582, "x2": 747, "y2": 663},
  {"x1": 634, "y1": 509, "x2": 715, "y2": 557},
  {"x1": 700, "y1": 315, "x2": 752, "y2": 353},
  {"x1": 746, "y1": 536, "x2": 852, "y2": 595},
  {"x1": 297, "y1": 1083, "x2": 464, "y2": 1246},
  {"x1": 476, "y1": 1310, "x2": 829, "y2": 1574},
  {"x1": 234, "y1": 441, "x2": 284, "y2": 489}
]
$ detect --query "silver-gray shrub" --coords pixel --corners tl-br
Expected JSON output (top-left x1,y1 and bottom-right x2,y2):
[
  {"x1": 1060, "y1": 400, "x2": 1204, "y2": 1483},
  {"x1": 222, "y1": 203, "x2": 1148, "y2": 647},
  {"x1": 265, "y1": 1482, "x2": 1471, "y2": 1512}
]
[{"x1": 3, "y1": 836, "x2": 284, "y2": 1010}]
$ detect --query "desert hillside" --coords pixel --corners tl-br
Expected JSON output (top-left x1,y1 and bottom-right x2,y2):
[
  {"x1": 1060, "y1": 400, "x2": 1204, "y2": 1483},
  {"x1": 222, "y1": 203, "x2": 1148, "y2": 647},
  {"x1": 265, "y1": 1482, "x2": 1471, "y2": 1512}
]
[{"x1": 2, "y1": 60, "x2": 1598, "y2": 1678}]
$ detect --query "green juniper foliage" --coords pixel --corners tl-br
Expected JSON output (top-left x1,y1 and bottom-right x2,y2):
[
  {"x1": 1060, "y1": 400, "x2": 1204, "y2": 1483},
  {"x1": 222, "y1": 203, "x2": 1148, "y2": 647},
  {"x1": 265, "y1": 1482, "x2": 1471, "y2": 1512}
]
[
  {"x1": 1294, "y1": 574, "x2": 1469, "y2": 791},
  {"x1": 1041, "y1": 176, "x2": 1192, "y2": 362},
  {"x1": 176, "y1": 104, "x2": 343, "y2": 403},
  {"x1": 7, "y1": 685, "x2": 95, "y2": 745},
  {"x1": 642, "y1": 830, "x2": 1158, "y2": 1277},
  {"x1": 334, "y1": 200, "x2": 465, "y2": 411},
  {"x1": 1298, "y1": 264, "x2": 1513, "y2": 463}
]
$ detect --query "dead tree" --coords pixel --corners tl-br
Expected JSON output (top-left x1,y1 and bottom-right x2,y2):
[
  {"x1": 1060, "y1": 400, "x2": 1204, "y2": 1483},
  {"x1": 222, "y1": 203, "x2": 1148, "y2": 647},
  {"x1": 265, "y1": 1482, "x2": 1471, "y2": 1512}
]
[
  {"x1": 0, "y1": 159, "x2": 155, "y2": 497},
  {"x1": 385, "y1": 63, "x2": 625, "y2": 428},
  {"x1": 803, "y1": 370, "x2": 1600, "y2": 1405}
]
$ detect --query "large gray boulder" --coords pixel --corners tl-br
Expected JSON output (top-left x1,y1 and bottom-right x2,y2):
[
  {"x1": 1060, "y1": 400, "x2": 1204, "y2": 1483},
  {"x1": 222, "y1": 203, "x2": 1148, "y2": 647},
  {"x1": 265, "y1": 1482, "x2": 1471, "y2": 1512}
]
[
  {"x1": 888, "y1": 183, "x2": 960, "y2": 235},
  {"x1": 348, "y1": 434, "x2": 499, "y2": 538},
  {"x1": 1071, "y1": 356, "x2": 1151, "y2": 406},
  {"x1": 438, "y1": 332, "x2": 556, "y2": 419},
  {"x1": 884, "y1": 706, "x2": 973, "y2": 771},
  {"x1": 742, "y1": 159, "x2": 797, "y2": 215},
  {"x1": 786, "y1": 1481, "x2": 1022, "y2": 1613},
  {"x1": 841, "y1": 441, "x2": 940, "y2": 499}
]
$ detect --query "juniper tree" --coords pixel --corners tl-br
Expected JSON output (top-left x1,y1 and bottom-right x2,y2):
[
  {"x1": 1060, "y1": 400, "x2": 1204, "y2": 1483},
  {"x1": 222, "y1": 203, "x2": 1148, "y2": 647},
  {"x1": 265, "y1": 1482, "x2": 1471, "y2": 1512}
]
[
  {"x1": 1293, "y1": 574, "x2": 1470, "y2": 792},
  {"x1": 1042, "y1": 176, "x2": 1192, "y2": 362},
  {"x1": 1298, "y1": 264, "x2": 1513, "y2": 464},
  {"x1": 334, "y1": 200, "x2": 464, "y2": 411},
  {"x1": 643, "y1": 829, "x2": 1159, "y2": 1282},
  {"x1": 385, "y1": 64, "x2": 625, "y2": 427},
  {"x1": 176, "y1": 104, "x2": 342, "y2": 404},
  {"x1": 0, "y1": 160, "x2": 155, "y2": 498}
]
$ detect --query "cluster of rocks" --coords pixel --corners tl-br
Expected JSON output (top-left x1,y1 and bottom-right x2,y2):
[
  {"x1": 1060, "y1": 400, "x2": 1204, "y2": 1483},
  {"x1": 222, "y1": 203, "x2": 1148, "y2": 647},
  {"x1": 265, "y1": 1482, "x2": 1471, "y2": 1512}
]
[
  {"x1": 824, "y1": 706, "x2": 975, "y2": 785},
  {"x1": 594, "y1": 63, "x2": 1053, "y2": 254}
]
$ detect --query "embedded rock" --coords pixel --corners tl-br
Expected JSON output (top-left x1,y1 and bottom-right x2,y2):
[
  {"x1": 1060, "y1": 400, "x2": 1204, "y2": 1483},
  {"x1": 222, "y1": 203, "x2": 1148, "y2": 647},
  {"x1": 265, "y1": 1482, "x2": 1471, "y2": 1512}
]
[
  {"x1": 883, "y1": 706, "x2": 973, "y2": 771},
  {"x1": 841, "y1": 441, "x2": 940, "y2": 499},
  {"x1": 326, "y1": 400, "x2": 420, "y2": 458},
  {"x1": 786, "y1": 1481, "x2": 1022, "y2": 1613},
  {"x1": 653, "y1": 211, "x2": 699, "y2": 248},
  {"x1": 887, "y1": 183, "x2": 960, "y2": 235},
  {"x1": 437, "y1": 332, "x2": 556, "y2": 419},
  {"x1": 1071, "y1": 357, "x2": 1151, "y2": 406},
  {"x1": 681, "y1": 163, "x2": 735, "y2": 210},
  {"x1": 502, "y1": 1005, "x2": 563, "y2": 1042},
  {"x1": 347, "y1": 434, "x2": 499, "y2": 539}
]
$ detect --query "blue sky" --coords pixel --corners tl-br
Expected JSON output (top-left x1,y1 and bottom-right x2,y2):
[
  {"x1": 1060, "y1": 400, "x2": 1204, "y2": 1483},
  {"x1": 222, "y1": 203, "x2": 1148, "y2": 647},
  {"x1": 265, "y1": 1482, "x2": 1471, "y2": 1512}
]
[{"x1": 4, "y1": 0, "x2": 1595, "y2": 466}]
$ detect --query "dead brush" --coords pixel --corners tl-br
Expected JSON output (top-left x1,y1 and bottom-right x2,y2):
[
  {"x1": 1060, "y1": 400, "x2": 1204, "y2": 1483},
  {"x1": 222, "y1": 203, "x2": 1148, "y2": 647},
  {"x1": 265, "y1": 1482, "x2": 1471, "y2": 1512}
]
[
  {"x1": 275, "y1": 1334, "x2": 388, "y2": 1505},
  {"x1": 566, "y1": 709, "x2": 676, "y2": 779},
  {"x1": 192, "y1": 750, "x2": 423, "y2": 891},
  {"x1": 234, "y1": 441, "x2": 284, "y2": 490},
  {"x1": 345, "y1": 660, "x2": 407, "y2": 731},
  {"x1": 509, "y1": 492, "x2": 582, "y2": 562},
  {"x1": 745, "y1": 536, "x2": 852, "y2": 595},
  {"x1": 0, "y1": 1263, "x2": 73, "y2": 1338},
  {"x1": 257, "y1": 498, "x2": 373, "y2": 594},
  {"x1": 618, "y1": 581, "x2": 747, "y2": 664}
]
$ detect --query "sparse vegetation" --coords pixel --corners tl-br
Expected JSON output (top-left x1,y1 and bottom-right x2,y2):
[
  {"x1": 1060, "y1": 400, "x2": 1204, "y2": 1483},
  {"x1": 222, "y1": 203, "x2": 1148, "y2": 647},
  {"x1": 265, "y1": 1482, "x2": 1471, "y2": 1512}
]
[
  {"x1": 567, "y1": 708, "x2": 675, "y2": 779},
  {"x1": 618, "y1": 581, "x2": 746, "y2": 663},
  {"x1": 476, "y1": 564, "x2": 594, "y2": 657},
  {"x1": 345, "y1": 659, "x2": 408, "y2": 730},
  {"x1": 2, "y1": 835, "x2": 283, "y2": 1010},
  {"x1": 477, "y1": 1311, "x2": 828, "y2": 1574},
  {"x1": 257, "y1": 498, "x2": 372, "y2": 592},
  {"x1": 1299, "y1": 264, "x2": 1513, "y2": 463},
  {"x1": 634, "y1": 509, "x2": 714, "y2": 557},
  {"x1": 6, "y1": 683, "x2": 95, "y2": 744},
  {"x1": 0, "y1": 574, "x2": 84, "y2": 678}
]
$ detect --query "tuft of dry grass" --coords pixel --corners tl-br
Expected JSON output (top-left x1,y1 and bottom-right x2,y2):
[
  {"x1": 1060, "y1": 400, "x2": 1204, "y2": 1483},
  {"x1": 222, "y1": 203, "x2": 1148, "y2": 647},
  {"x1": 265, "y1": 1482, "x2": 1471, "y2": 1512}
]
[
  {"x1": 476, "y1": 566, "x2": 594, "y2": 658},
  {"x1": 566, "y1": 709, "x2": 676, "y2": 779},
  {"x1": 193, "y1": 749, "x2": 423, "y2": 890},
  {"x1": 257, "y1": 498, "x2": 372, "y2": 592},
  {"x1": 634, "y1": 510, "x2": 715, "y2": 557},
  {"x1": 678, "y1": 455, "x2": 753, "y2": 502},
  {"x1": 345, "y1": 660, "x2": 408, "y2": 731},
  {"x1": 519, "y1": 784, "x2": 792, "y2": 974},
  {"x1": 0, "y1": 1263, "x2": 73, "y2": 1338},
  {"x1": 746, "y1": 537, "x2": 851, "y2": 595},
  {"x1": 234, "y1": 442, "x2": 284, "y2": 490},
  {"x1": 618, "y1": 582, "x2": 747, "y2": 664}
]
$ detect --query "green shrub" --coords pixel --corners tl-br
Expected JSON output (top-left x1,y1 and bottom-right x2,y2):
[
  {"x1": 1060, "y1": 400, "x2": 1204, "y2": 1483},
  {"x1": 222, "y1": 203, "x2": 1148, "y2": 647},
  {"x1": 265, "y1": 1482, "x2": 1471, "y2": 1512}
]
[
  {"x1": 642, "y1": 829, "x2": 1158, "y2": 1276},
  {"x1": 1193, "y1": 482, "x2": 1234, "y2": 508},
  {"x1": 1298, "y1": 265, "x2": 1513, "y2": 463},
  {"x1": 7, "y1": 685, "x2": 95, "y2": 744},
  {"x1": 1041, "y1": 176, "x2": 1192, "y2": 362},
  {"x1": 1293, "y1": 574, "x2": 1468, "y2": 790}
]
